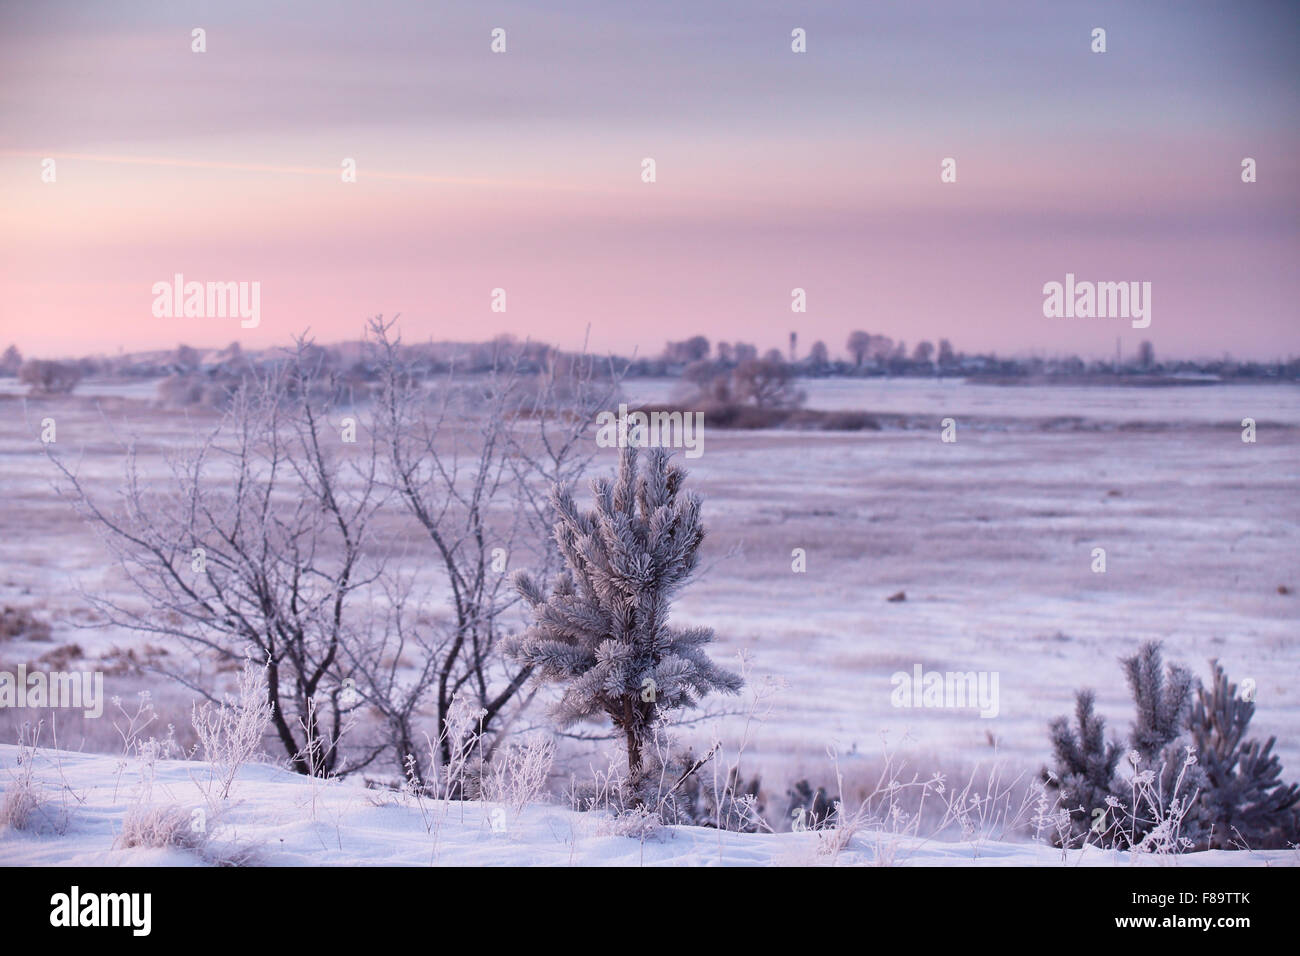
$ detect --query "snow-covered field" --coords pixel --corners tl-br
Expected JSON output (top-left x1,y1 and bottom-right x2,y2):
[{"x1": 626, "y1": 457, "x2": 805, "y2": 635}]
[
  {"x1": 2, "y1": 745, "x2": 1293, "y2": 866},
  {"x1": 623, "y1": 379, "x2": 1300, "y2": 788},
  {"x1": 1, "y1": 378, "x2": 1297, "y2": 860},
  {"x1": 625, "y1": 376, "x2": 1300, "y2": 425}
]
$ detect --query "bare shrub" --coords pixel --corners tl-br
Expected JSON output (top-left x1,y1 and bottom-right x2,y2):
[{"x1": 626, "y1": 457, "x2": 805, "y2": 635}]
[
  {"x1": 1, "y1": 724, "x2": 69, "y2": 835},
  {"x1": 364, "y1": 317, "x2": 618, "y2": 785},
  {"x1": 38, "y1": 643, "x2": 82, "y2": 669},
  {"x1": 156, "y1": 372, "x2": 235, "y2": 409},
  {"x1": 116, "y1": 803, "x2": 261, "y2": 865},
  {"x1": 51, "y1": 321, "x2": 618, "y2": 783},
  {"x1": 0, "y1": 344, "x2": 21, "y2": 377},
  {"x1": 191, "y1": 660, "x2": 273, "y2": 800},
  {"x1": 774, "y1": 743, "x2": 1047, "y2": 865},
  {"x1": 731, "y1": 357, "x2": 804, "y2": 408},
  {"x1": 416, "y1": 692, "x2": 486, "y2": 804},
  {"x1": 1121, "y1": 748, "x2": 1202, "y2": 856},
  {"x1": 204, "y1": 842, "x2": 262, "y2": 867},
  {"x1": 110, "y1": 691, "x2": 161, "y2": 802},
  {"x1": 116, "y1": 803, "x2": 209, "y2": 851},
  {"x1": 49, "y1": 339, "x2": 380, "y2": 777},
  {"x1": 0, "y1": 605, "x2": 52, "y2": 642},
  {"x1": 19, "y1": 359, "x2": 81, "y2": 395},
  {"x1": 0, "y1": 778, "x2": 52, "y2": 833},
  {"x1": 596, "y1": 806, "x2": 663, "y2": 842},
  {"x1": 681, "y1": 358, "x2": 804, "y2": 410},
  {"x1": 481, "y1": 732, "x2": 555, "y2": 815}
]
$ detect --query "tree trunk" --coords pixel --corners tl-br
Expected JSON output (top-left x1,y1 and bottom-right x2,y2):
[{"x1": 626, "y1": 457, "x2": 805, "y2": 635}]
[{"x1": 623, "y1": 696, "x2": 644, "y2": 805}]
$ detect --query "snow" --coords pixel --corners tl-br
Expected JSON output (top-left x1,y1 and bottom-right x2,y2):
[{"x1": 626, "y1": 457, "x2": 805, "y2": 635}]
[
  {"x1": 1, "y1": 745, "x2": 1292, "y2": 866},
  {"x1": 624, "y1": 377, "x2": 1300, "y2": 425},
  {"x1": 2, "y1": 379, "x2": 1296, "y2": 858}
]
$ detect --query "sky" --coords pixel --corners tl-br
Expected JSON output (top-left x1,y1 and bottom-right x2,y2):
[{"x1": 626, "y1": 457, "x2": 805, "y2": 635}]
[{"x1": 1, "y1": 0, "x2": 1297, "y2": 361}]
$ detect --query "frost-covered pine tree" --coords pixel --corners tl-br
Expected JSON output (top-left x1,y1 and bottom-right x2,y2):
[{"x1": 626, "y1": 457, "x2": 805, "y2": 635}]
[
  {"x1": 504, "y1": 445, "x2": 743, "y2": 793},
  {"x1": 1123, "y1": 641, "x2": 1194, "y2": 766},
  {"x1": 1189, "y1": 661, "x2": 1300, "y2": 848},
  {"x1": 1045, "y1": 642, "x2": 1198, "y2": 846},
  {"x1": 1043, "y1": 689, "x2": 1123, "y2": 843},
  {"x1": 1119, "y1": 641, "x2": 1206, "y2": 845},
  {"x1": 1047, "y1": 642, "x2": 1298, "y2": 850}
]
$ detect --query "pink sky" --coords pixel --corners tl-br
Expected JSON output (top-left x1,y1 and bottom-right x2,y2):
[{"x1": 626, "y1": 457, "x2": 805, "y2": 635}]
[{"x1": 1, "y1": 1, "x2": 1296, "y2": 361}]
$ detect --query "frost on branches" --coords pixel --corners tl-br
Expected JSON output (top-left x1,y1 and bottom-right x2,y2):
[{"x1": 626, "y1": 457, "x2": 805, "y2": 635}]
[{"x1": 505, "y1": 445, "x2": 742, "y2": 794}]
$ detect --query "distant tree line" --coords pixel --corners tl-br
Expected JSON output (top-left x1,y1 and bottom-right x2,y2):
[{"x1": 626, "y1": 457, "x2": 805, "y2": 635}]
[
  {"x1": 3, "y1": 329, "x2": 1297, "y2": 401},
  {"x1": 642, "y1": 333, "x2": 1299, "y2": 383}
]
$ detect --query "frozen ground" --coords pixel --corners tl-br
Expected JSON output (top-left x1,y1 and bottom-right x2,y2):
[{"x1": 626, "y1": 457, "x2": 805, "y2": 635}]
[
  {"x1": 627, "y1": 376, "x2": 1300, "y2": 425},
  {"x1": 0, "y1": 378, "x2": 1297, "y2": 813},
  {"x1": 1, "y1": 745, "x2": 1294, "y2": 866}
]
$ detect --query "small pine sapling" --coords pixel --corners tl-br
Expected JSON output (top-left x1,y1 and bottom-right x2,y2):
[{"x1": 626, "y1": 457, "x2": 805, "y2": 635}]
[
  {"x1": 1042, "y1": 690, "x2": 1123, "y2": 844},
  {"x1": 505, "y1": 446, "x2": 742, "y2": 798},
  {"x1": 1123, "y1": 641, "x2": 1193, "y2": 764},
  {"x1": 1189, "y1": 661, "x2": 1300, "y2": 848},
  {"x1": 1120, "y1": 641, "x2": 1206, "y2": 843},
  {"x1": 1045, "y1": 643, "x2": 1298, "y2": 852}
]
